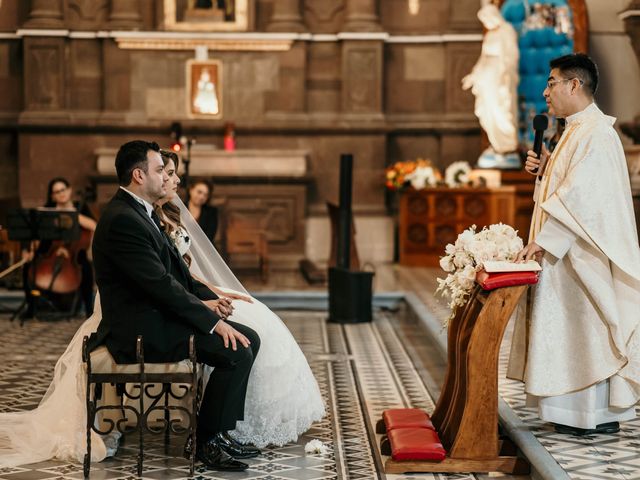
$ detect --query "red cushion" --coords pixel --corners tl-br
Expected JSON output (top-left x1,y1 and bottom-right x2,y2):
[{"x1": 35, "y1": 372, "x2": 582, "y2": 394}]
[
  {"x1": 388, "y1": 428, "x2": 446, "y2": 461},
  {"x1": 383, "y1": 408, "x2": 435, "y2": 431},
  {"x1": 476, "y1": 270, "x2": 538, "y2": 290}
]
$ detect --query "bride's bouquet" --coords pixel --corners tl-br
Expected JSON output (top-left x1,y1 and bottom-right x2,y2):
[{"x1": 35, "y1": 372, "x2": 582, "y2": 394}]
[{"x1": 436, "y1": 223, "x2": 523, "y2": 323}]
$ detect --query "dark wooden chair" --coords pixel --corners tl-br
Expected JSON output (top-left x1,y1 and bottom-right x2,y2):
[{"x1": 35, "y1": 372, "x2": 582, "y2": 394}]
[
  {"x1": 226, "y1": 227, "x2": 269, "y2": 283},
  {"x1": 82, "y1": 335, "x2": 201, "y2": 478}
]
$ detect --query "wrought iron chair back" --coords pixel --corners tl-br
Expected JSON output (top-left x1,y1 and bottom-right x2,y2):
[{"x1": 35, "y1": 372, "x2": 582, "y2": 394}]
[{"x1": 82, "y1": 334, "x2": 201, "y2": 478}]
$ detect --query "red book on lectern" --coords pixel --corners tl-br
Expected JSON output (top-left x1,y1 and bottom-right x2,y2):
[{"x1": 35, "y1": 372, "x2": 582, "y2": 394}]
[{"x1": 476, "y1": 270, "x2": 539, "y2": 290}]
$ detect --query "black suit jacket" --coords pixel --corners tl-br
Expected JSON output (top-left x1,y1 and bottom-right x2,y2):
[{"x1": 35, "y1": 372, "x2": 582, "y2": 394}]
[{"x1": 89, "y1": 189, "x2": 220, "y2": 363}]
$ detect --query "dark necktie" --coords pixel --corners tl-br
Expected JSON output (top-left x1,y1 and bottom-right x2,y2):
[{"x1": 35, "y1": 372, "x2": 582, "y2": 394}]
[
  {"x1": 150, "y1": 209, "x2": 163, "y2": 232},
  {"x1": 151, "y1": 209, "x2": 179, "y2": 256}
]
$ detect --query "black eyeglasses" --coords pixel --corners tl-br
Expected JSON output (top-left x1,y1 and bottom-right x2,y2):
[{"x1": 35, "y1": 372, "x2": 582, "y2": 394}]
[{"x1": 51, "y1": 186, "x2": 69, "y2": 195}]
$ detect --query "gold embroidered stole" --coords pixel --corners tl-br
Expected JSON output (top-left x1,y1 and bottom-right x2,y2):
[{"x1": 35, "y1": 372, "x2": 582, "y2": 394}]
[{"x1": 528, "y1": 122, "x2": 580, "y2": 242}]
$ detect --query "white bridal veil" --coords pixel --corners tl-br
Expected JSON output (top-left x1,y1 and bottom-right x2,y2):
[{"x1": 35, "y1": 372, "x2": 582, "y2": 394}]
[{"x1": 172, "y1": 196, "x2": 247, "y2": 295}]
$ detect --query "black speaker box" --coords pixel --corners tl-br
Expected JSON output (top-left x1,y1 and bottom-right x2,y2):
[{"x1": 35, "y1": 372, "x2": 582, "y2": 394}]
[{"x1": 328, "y1": 267, "x2": 374, "y2": 323}]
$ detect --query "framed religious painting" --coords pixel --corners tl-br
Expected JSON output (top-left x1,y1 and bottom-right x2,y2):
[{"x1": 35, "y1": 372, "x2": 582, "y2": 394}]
[
  {"x1": 187, "y1": 59, "x2": 223, "y2": 119},
  {"x1": 163, "y1": 0, "x2": 252, "y2": 31}
]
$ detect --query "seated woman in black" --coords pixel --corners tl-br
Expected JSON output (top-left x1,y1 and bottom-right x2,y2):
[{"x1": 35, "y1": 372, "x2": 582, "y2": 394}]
[
  {"x1": 187, "y1": 179, "x2": 218, "y2": 245},
  {"x1": 22, "y1": 177, "x2": 97, "y2": 318}
]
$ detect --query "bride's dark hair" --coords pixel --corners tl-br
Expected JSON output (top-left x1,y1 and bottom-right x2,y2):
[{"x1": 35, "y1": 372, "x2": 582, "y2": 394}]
[{"x1": 157, "y1": 149, "x2": 191, "y2": 265}]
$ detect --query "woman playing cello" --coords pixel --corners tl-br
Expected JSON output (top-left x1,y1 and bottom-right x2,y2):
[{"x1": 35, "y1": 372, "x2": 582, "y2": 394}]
[{"x1": 21, "y1": 178, "x2": 96, "y2": 318}]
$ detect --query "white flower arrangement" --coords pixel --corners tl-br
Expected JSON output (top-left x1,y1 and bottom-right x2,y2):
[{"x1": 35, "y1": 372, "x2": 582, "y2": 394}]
[
  {"x1": 436, "y1": 223, "x2": 523, "y2": 323},
  {"x1": 405, "y1": 165, "x2": 438, "y2": 190},
  {"x1": 444, "y1": 161, "x2": 472, "y2": 188}
]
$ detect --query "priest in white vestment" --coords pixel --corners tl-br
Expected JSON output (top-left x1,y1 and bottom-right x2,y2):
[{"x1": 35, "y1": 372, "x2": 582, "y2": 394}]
[{"x1": 510, "y1": 53, "x2": 640, "y2": 435}]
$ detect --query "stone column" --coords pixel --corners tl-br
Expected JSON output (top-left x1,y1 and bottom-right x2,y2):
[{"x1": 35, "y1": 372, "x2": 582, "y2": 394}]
[
  {"x1": 108, "y1": 0, "x2": 142, "y2": 30},
  {"x1": 266, "y1": 0, "x2": 306, "y2": 32},
  {"x1": 24, "y1": 0, "x2": 64, "y2": 29},
  {"x1": 343, "y1": 0, "x2": 381, "y2": 32}
]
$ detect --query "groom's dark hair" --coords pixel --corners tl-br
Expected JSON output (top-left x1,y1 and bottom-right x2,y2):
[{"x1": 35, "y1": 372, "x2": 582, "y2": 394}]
[{"x1": 115, "y1": 140, "x2": 161, "y2": 186}]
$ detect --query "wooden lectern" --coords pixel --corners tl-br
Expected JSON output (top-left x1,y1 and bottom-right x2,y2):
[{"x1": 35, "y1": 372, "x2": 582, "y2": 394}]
[{"x1": 384, "y1": 283, "x2": 530, "y2": 475}]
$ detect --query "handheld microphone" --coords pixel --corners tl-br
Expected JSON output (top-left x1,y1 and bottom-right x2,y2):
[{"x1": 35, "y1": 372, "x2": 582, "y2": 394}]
[{"x1": 531, "y1": 114, "x2": 548, "y2": 175}]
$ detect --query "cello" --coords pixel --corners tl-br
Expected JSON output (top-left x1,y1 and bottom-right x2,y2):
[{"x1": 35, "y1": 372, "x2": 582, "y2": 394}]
[
  {"x1": 31, "y1": 209, "x2": 92, "y2": 295},
  {"x1": 27, "y1": 182, "x2": 96, "y2": 315}
]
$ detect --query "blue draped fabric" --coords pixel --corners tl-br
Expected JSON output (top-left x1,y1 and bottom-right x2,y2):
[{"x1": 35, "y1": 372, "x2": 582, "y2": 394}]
[{"x1": 501, "y1": 0, "x2": 574, "y2": 145}]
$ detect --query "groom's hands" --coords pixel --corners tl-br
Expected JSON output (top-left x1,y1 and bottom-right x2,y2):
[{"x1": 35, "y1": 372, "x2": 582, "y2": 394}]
[
  {"x1": 204, "y1": 298, "x2": 234, "y2": 319},
  {"x1": 213, "y1": 320, "x2": 251, "y2": 350}
]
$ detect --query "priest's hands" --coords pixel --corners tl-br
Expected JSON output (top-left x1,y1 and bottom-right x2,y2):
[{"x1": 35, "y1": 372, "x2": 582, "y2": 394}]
[
  {"x1": 524, "y1": 144, "x2": 550, "y2": 176},
  {"x1": 204, "y1": 298, "x2": 234, "y2": 319},
  {"x1": 213, "y1": 319, "x2": 251, "y2": 350},
  {"x1": 516, "y1": 242, "x2": 545, "y2": 263}
]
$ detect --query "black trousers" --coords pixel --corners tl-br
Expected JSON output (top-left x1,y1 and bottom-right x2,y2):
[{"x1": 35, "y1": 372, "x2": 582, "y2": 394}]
[{"x1": 194, "y1": 320, "x2": 260, "y2": 440}]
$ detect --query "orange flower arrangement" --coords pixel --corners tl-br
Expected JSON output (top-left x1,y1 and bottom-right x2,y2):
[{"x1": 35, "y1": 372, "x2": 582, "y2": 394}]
[{"x1": 385, "y1": 158, "x2": 441, "y2": 190}]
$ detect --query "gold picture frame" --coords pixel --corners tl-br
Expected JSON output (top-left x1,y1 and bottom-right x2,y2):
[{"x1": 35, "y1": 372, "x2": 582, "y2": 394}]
[
  {"x1": 164, "y1": 0, "x2": 251, "y2": 32},
  {"x1": 187, "y1": 59, "x2": 223, "y2": 119}
]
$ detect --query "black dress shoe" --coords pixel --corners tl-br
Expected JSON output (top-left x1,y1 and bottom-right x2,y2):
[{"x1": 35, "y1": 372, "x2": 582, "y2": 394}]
[
  {"x1": 196, "y1": 437, "x2": 248, "y2": 471},
  {"x1": 215, "y1": 432, "x2": 261, "y2": 459},
  {"x1": 554, "y1": 421, "x2": 620, "y2": 436}
]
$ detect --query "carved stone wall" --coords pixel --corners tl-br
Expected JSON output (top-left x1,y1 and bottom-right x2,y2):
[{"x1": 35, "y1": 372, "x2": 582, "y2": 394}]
[
  {"x1": 0, "y1": 0, "x2": 489, "y2": 266},
  {"x1": 304, "y1": 0, "x2": 346, "y2": 33},
  {"x1": 341, "y1": 41, "x2": 383, "y2": 114},
  {"x1": 69, "y1": 40, "x2": 103, "y2": 110},
  {"x1": 306, "y1": 42, "x2": 341, "y2": 112},
  {"x1": 66, "y1": 0, "x2": 109, "y2": 30},
  {"x1": 0, "y1": 134, "x2": 18, "y2": 200},
  {"x1": 448, "y1": 0, "x2": 485, "y2": 31},
  {"x1": 215, "y1": 183, "x2": 308, "y2": 267},
  {"x1": 381, "y1": 0, "x2": 448, "y2": 33},
  {"x1": 445, "y1": 43, "x2": 479, "y2": 113},
  {"x1": 385, "y1": 44, "x2": 446, "y2": 113},
  {"x1": 23, "y1": 38, "x2": 66, "y2": 111},
  {"x1": 0, "y1": 42, "x2": 21, "y2": 114}
]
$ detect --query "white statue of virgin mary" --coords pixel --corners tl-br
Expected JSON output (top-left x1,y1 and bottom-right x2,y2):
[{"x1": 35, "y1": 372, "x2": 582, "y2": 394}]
[{"x1": 462, "y1": 1, "x2": 519, "y2": 156}]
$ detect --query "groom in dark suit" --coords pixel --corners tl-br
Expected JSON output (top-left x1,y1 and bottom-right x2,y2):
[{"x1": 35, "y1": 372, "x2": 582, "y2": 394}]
[{"x1": 89, "y1": 140, "x2": 260, "y2": 471}]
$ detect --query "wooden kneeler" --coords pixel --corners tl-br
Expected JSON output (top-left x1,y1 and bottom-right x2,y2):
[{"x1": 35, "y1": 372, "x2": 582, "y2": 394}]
[{"x1": 384, "y1": 282, "x2": 531, "y2": 475}]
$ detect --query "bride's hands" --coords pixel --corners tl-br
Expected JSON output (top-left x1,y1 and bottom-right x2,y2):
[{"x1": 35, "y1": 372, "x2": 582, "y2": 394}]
[
  {"x1": 213, "y1": 320, "x2": 251, "y2": 350},
  {"x1": 204, "y1": 298, "x2": 234, "y2": 319},
  {"x1": 225, "y1": 292, "x2": 253, "y2": 303}
]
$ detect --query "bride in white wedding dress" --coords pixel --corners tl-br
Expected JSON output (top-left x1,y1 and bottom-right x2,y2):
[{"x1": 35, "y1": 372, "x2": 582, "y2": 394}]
[{"x1": 0, "y1": 153, "x2": 325, "y2": 466}]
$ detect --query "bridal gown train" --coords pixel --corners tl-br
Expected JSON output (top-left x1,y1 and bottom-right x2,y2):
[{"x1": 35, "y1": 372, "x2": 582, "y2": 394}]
[
  {"x1": 0, "y1": 291, "x2": 325, "y2": 466},
  {"x1": 0, "y1": 296, "x2": 111, "y2": 466},
  {"x1": 218, "y1": 286, "x2": 325, "y2": 447}
]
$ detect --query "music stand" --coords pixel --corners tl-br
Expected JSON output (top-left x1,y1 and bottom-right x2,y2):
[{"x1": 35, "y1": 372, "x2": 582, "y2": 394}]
[{"x1": 6, "y1": 208, "x2": 80, "y2": 323}]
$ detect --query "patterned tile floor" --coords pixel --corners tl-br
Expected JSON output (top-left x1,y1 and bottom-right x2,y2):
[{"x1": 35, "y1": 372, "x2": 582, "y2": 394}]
[
  {"x1": 498, "y1": 338, "x2": 640, "y2": 480},
  {"x1": 6, "y1": 263, "x2": 640, "y2": 480},
  {"x1": 0, "y1": 309, "x2": 485, "y2": 480}
]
